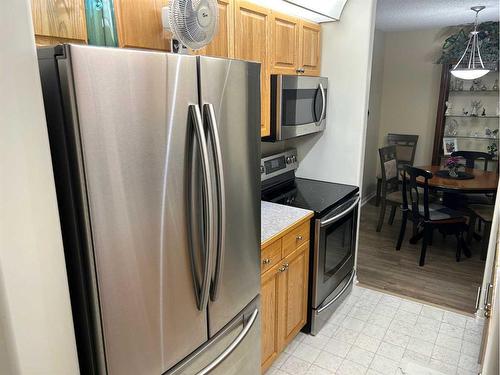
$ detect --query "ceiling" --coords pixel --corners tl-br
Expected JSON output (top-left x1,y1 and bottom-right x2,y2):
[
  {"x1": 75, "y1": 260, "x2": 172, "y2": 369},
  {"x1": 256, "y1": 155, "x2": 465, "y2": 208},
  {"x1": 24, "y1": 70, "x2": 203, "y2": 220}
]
[{"x1": 376, "y1": 0, "x2": 500, "y2": 31}]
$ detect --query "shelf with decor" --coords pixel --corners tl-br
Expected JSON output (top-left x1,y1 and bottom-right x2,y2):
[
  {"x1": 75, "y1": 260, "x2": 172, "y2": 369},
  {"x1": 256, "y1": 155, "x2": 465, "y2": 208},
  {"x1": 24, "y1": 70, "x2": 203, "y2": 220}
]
[
  {"x1": 445, "y1": 115, "x2": 499, "y2": 119},
  {"x1": 453, "y1": 136, "x2": 500, "y2": 140},
  {"x1": 431, "y1": 18, "x2": 499, "y2": 166},
  {"x1": 449, "y1": 90, "x2": 499, "y2": 95}
]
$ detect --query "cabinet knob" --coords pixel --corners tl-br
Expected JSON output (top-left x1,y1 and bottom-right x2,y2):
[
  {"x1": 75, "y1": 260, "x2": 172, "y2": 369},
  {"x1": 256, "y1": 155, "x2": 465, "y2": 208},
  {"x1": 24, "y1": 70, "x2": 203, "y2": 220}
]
[
  {"x1": 262, "y1": 258, "x2": 271, "y2": 265},
  {"x1": 296, "y1": 235, "x2": 303, "y2": 241},
  {"x1": 278, "y1": 266, "x2": 286, "y2": 273},
  {"x1": 284, "y1": 263, "x2": 289, "y2": 270}
]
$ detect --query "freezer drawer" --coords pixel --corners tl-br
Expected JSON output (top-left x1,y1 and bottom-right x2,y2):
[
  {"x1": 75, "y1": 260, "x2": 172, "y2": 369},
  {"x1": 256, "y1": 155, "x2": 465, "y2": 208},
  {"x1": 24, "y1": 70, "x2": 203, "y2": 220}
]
[{"x1": 167, "y1": 297, "x2": 261, "y2": 375}]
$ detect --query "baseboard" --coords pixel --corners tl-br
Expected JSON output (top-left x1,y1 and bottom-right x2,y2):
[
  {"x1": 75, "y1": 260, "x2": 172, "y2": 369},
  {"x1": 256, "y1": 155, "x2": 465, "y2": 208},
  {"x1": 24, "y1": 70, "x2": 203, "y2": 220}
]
[{"x1": 361, "y1": 192, "x2": 376, "y2": 207}]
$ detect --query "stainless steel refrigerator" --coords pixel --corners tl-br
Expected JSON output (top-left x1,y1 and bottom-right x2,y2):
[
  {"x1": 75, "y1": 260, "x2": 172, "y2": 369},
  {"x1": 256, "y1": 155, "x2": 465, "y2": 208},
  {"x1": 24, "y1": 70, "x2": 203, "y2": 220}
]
[{"x1": 37, "y1": 44, "x2": 261, "y2": 375}]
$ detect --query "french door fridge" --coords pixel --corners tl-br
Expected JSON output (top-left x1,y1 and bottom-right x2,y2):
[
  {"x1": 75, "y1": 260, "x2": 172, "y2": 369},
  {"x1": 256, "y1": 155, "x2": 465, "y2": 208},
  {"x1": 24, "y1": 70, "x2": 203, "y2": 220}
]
[{"x1": 37, "y1": 44, "x2": 261, "y2": 375}]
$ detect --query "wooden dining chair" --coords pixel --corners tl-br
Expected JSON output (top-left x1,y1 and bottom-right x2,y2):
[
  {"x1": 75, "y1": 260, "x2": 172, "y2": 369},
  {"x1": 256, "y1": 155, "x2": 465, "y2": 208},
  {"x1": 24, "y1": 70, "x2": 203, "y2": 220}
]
[
  {"x1": 376, "y1": 133, "x2": 419, "y2": 206},
  {"x1": 376, "y1": 145, "x2": 402, "y2": 232},
  {"x1": 449, "y1": 151, "x2": 496, "y2": 207},
  {"x1": 388, "y1": 133, "x2": 419, "y2": 170},
  {"x1": 451, "y1": 151, "x2": 493, "y2": 171},
  {"x1": 467, "y1": 204, "x2": 494, "y2": 260},
  {"x1": 396, "y1": 165, "x2": 469, "y2": 266}
]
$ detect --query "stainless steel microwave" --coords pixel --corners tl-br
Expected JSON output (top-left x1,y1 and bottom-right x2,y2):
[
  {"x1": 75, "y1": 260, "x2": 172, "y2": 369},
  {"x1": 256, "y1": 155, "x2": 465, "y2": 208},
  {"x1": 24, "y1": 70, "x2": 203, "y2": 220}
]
[{"x1": 265, "y1": 75, "x2": 328, "y2": 141}]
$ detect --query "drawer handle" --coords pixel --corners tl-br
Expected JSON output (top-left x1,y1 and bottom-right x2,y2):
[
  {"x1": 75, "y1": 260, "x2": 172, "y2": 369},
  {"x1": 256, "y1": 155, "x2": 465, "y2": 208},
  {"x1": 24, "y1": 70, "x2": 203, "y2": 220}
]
[
  {"x1": 262, "y1": 258, "x2": 271, "y2": 265},
  {"x1": 278, "y1": 266, "x2": 286, "y2": 273},
  {"x1": 296, "y1": 235, "x2": 303, "y2": 241}
]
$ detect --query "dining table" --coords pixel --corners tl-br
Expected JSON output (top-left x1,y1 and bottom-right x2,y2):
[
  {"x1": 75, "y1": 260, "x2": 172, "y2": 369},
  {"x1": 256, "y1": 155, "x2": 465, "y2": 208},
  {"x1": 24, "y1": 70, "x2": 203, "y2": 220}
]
[
  {"x1": 408, "y1": 165, "x2": 498, "y2": 254},
  {"x1": 415, "y1": 165, "x2": 498, "y2": 194}
]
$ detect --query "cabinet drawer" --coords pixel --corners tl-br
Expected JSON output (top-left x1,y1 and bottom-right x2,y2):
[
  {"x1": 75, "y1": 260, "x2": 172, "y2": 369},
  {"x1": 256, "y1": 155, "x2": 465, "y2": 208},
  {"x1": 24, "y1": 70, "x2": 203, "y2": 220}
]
[
  {"x1": 282, "y1": 221, "x2": 310, "y2": 257},
  {"x1": 261, "y1": 239, "x2": 282, "y2": 274}
]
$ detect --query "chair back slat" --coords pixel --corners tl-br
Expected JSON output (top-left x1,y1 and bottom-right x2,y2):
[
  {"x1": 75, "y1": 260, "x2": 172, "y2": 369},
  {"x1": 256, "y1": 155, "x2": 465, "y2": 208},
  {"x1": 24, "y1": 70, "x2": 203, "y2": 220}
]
[
  {"x1": 401, "y1": 165, "x2": 433, "y2": 221},
  {"x1": 379, "y1": 145, "x2": 399, "y2": 186},
  {"x1": 387, "y1": 133, "x2": 419, "y2": 166},
  {"x1": 450, "y1": 150, "x2": 492, "y2": 171}
]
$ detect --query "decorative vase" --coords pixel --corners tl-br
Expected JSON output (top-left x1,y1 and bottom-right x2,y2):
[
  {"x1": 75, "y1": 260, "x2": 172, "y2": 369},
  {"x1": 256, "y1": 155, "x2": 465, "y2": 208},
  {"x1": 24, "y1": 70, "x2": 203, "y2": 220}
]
[{"x1": 448, "y1": 166, "x2": 459, "y2": 178}]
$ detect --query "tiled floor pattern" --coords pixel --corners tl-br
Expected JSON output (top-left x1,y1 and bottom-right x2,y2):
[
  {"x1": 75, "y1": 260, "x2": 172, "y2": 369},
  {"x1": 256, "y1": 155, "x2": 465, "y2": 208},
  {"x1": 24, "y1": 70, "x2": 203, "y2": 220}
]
[{"x1": 267, "y1": 284, "x2": 484, "y2": 375}]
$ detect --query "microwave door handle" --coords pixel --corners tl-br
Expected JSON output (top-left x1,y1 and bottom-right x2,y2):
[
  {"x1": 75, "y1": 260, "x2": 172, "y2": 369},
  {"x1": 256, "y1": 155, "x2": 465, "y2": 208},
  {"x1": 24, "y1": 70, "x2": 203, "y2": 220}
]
[
  {"x1": 189, "y1": 104, "x2": 216, "y2": 311},
  {"x1": 204, "y1": 103, "x2": 226, "y2": 302},
  {"x1": 320, "y1": 195, "x2": 360, "y2": 227},
  {"x1": 317, "y1": 83, "x2": 326, "y2": 126}
]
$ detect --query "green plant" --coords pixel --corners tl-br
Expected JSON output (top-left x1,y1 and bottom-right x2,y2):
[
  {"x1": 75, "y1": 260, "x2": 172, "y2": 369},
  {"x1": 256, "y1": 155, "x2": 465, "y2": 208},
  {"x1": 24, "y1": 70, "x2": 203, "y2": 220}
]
[
  {"x1": 487, "y1": 143, "x2": 497, "y2": 155},
  {"x1": 438, "y1": 21, "x2": 499, "y2": 68}
]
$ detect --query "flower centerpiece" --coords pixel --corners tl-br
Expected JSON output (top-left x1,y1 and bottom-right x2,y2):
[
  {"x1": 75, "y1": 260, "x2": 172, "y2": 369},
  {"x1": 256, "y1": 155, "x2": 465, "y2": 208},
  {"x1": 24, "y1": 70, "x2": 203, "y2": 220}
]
[{"x1": 445, "y1": 156, "x2": 461, "y2": 178}]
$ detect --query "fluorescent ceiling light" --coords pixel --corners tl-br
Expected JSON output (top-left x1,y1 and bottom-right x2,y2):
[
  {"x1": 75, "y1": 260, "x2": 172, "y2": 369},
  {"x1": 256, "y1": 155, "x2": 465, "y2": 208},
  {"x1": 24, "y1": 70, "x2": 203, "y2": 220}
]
[
  {"x1": 284, "y1": 0, "x2": 348, "y2": 21},
  {"x1": 249, "y1": 0, "x2": 347, "y2": 23}
]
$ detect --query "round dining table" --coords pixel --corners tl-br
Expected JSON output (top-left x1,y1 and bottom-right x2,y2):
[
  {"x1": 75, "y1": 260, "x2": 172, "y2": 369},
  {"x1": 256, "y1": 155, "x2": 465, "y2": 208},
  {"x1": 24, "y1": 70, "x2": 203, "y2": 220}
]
[{"x1": 415, "y1": 165, "x2": 499, "y2": 194}]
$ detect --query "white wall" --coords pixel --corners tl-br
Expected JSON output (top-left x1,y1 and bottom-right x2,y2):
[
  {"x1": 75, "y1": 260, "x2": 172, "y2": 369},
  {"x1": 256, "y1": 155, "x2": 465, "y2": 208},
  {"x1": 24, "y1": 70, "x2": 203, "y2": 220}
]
[
  {"x1": 376, "y1": 28, "x2": 445, "y2": 166},
  {"x1": 0, "y1": 0, "x2": 80, "y2": 373},
  {"x1": 362, "y1": 29, "x2": 385, "y2": 200},
  {"x1": 289, "y1": 0, "x2": 377, "y2": 192}
]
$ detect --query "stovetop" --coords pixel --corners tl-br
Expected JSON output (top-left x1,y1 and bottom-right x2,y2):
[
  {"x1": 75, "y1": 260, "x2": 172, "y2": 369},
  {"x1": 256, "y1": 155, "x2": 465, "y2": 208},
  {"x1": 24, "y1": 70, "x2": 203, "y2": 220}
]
[{"x1": 261, "y1": 177, "x2": 359, "y2": 217}]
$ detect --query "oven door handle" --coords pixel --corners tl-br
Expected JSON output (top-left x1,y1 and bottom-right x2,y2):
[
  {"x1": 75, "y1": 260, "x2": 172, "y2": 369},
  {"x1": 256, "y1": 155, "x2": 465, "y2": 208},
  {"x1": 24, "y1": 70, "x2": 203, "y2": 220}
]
[
  {"x1": 317, "y1": 270, "x2": 356, "y2": 314},
  {"x1": 320, "y1": 195, "x2": 360, "y2": 227}
]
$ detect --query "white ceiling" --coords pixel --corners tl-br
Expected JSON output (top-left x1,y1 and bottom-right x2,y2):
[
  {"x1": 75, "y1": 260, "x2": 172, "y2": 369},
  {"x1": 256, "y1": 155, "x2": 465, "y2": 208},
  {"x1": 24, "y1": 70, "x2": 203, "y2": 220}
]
[{"x1": 376, "y1": 0, "x2": 500, "y2": 31}]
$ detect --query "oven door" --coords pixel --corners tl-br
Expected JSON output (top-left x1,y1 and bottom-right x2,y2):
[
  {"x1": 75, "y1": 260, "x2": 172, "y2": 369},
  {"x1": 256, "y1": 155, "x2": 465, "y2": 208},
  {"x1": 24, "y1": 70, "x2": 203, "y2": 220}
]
[
  {"x1": 273, "y1": 75, "x2": 328, "y2": 140},
  {"x1": 312, "y1": 194, "x2": 359, "y2": 308}
]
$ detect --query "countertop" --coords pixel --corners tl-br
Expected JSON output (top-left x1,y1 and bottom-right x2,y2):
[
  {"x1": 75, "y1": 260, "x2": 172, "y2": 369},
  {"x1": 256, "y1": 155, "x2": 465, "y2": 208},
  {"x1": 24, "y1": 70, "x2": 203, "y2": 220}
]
[{"x1": 261, "y1": 201, "x2": 314, "y2": 246}]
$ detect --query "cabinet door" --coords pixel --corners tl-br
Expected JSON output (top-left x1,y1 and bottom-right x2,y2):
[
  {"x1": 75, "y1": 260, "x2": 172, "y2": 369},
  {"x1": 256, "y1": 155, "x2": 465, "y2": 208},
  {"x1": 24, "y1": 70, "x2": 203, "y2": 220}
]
[
  {"x1": 299, "y1": 20, "x2": 321, "y2": 76},
  {"x1": 195, "y1": 0, "x2": 234, "y2": 57},
  {"x1": 261, "y1": 262, "x2": 282, "y2": 373},
  {"x1": 31, "y1": 0, "x2": 87, "y2": 45},
  {"x1": 270, "y1": 11, "x2": 299, "y2": 75},
  {"x1": 114, "y1": 0, "x2": 170, "y2": 50},
  {"x1": 234, "y1": 0, "x2": 270, "y2": 137},
  {"x1": 278, "y1": 242, "x2": 309, "y2": 348}
]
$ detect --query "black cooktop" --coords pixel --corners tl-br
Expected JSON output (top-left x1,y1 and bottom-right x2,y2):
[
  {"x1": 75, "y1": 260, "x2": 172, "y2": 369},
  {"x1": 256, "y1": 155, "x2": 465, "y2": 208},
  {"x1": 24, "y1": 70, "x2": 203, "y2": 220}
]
[{"x1": 261, "y1": 177, "x2": 359, "y2": 216}]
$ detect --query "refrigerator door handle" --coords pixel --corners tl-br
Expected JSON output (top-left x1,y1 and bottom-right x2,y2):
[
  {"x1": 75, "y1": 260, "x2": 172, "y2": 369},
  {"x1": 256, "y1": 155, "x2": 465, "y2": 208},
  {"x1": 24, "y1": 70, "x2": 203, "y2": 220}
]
[
  {"x1": 204, "y1": 103, "x2": 226, "y2": 302},
  {"x1": 189, "y1": 104, "x2": 216, "y2": 311},
  {"x1": 195, "y1": 308, "x2": 259, "y2": 375}
]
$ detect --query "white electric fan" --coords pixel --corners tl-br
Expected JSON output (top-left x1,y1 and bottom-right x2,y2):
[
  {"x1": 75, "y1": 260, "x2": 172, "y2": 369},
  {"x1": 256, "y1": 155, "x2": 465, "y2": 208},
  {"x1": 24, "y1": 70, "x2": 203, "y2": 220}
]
[{"x1": 162, "y1": 0, "x2": 219, "y2": 52}]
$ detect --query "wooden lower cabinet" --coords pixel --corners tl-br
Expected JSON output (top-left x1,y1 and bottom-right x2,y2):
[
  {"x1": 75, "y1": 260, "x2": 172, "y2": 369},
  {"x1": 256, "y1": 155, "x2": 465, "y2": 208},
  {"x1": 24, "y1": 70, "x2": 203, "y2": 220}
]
[
  {"x1": 278, "y1": 242, "x2": 309, "y2": 348},
  {"x1": 261, "y1": 261, "x2": 281, "y2": 371},
  {"x1": 261, "y1": 219, "x2": 310, "y2": 373}
]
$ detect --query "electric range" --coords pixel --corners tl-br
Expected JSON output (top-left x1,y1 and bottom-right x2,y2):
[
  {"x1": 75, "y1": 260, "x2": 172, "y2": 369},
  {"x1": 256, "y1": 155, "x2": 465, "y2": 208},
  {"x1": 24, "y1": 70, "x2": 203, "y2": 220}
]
[{"x1": 261, "y1": 149, "x2": 359, "y2": 335}]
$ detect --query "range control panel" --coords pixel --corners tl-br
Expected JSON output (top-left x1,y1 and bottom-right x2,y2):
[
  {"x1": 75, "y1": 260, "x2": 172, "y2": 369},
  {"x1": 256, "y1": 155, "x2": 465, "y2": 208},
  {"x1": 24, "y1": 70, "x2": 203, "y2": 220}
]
[{"x1": 261, "y1": 149, "x2": 298, "y2": 182}]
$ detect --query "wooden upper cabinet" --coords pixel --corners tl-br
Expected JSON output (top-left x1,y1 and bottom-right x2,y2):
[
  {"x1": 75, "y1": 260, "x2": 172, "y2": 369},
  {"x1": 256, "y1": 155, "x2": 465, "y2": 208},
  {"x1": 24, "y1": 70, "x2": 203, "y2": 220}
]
[
  {"x1": 278, "y1": 242, "x2": 309, "y2": 347},
  {"x1": 270, "y1": 11, "x2": 299, "y2": 75},
  {"x1": 114, "y1": 0, "x2": 170, "y2": 50},
  {"x1": 194, "y1": 0, "x2": 234, "y2": 58},
  {"x1": 299, "y1": 20, "x2": 321, "y2": 76},
  {"x1": 31, "y1": 0, "x2": 87, "y2": 45},
  {"x1": 234, "y1": 0, "x2": 270, "y2": 137}
]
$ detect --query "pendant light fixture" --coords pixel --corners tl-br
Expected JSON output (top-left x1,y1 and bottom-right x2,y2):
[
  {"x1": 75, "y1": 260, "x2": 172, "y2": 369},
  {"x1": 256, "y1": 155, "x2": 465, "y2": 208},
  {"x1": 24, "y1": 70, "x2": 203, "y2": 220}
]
[{"x1": 450, "y1": 6, "x2": 490, "y2": 80}]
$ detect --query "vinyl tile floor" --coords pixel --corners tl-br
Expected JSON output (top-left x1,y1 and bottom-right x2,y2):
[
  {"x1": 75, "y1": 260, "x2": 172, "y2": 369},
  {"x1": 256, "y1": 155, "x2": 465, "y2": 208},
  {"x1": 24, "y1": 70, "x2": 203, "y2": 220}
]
[{"x1": 266, "y1": 284, "x2": 484, "y2": 375}]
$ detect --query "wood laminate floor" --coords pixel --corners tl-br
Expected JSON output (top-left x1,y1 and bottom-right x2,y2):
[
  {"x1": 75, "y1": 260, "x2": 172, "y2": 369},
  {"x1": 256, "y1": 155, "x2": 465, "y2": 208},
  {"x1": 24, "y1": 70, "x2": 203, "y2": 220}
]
[{"x1": 357, "y1": 199, "x2": 486, "y2": 314}]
